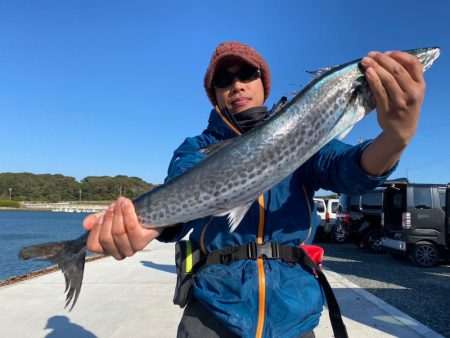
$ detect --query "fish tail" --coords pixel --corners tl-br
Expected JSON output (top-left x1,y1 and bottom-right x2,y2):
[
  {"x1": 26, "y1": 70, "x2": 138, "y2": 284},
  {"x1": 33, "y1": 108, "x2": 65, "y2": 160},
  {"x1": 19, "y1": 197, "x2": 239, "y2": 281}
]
[{"x1": 18, "y1": 232, "x2": 89, "y2": 310}]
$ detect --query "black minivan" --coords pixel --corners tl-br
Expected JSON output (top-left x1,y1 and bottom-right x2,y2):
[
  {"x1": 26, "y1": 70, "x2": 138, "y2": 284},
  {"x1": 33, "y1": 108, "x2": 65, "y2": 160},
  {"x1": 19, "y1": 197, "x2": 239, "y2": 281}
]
[
  {"x1": 381, "y1": 182, "x2": 450, "y2": 267},
  {"x1": 334, "y1": 187, "x2": 386, "y2": 252}
]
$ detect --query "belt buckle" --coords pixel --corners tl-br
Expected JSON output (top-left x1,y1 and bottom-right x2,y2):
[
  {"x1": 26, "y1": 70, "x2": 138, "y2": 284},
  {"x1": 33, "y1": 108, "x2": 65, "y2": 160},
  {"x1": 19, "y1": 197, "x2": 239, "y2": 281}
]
[
  {"x1": 220, "y1": 252, "x2": 234, "y2": 264},
  {"x1": 256, "y1": 242, "x2": 275, "y2": 259}
]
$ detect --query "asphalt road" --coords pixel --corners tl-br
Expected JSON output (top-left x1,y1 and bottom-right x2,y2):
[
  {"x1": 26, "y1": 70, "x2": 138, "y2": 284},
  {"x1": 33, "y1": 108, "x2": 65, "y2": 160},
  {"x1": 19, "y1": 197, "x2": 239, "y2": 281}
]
[{"x1": 320, "y1": 242, "x2": 450, "y2": 338}]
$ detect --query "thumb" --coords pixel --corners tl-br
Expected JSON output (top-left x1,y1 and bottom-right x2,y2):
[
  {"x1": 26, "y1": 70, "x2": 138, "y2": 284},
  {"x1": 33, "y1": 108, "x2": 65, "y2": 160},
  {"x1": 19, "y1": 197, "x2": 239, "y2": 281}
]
[{"x1": 83, "y1": 212, "x2": 103, "y2": 231}]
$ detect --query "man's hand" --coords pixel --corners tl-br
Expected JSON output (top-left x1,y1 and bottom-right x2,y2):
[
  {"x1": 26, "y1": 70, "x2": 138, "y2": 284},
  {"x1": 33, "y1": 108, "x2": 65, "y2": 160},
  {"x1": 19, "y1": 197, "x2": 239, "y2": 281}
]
[
  {"x1": 83, "y1": 197, "x2": 163, "y2": 260},
  {"x1": 359, "y1": 51, "x2": 426, "y2": 176}
]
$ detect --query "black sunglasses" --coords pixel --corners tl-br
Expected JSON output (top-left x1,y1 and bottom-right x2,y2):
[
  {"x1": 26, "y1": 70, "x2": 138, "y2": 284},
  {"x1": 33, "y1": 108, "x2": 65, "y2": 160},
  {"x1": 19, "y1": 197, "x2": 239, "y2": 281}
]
[{"x1": 213, "y1": 65, "x2": 261, "y2": 89}]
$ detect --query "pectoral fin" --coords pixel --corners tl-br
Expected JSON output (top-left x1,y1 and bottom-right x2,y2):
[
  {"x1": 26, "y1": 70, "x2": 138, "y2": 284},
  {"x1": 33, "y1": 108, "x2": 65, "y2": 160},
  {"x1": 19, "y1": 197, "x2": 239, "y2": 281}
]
[{"x1": 214, "y1": 202, "x2": 253, "y2": 232}]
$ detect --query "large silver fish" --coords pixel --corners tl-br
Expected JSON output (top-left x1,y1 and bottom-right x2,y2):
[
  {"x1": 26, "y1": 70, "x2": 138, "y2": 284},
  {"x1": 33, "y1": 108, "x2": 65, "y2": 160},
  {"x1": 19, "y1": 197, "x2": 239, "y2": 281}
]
[{"x1": 19, "y1": 47, "x2": 440, "y2": 310}]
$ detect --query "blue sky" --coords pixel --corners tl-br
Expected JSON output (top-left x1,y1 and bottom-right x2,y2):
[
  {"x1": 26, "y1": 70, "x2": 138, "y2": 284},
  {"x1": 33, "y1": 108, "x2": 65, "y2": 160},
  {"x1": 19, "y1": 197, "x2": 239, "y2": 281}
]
[{"x1": 1, "y1": 1, "x2": 449, "y2": 190}]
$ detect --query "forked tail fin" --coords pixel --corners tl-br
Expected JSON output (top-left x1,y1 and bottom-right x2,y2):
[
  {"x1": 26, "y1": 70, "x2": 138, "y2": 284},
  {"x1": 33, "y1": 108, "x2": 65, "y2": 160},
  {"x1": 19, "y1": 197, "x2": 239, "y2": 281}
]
[{"x1": 18, "y1": 232, "x2": 89, "y2": 310}]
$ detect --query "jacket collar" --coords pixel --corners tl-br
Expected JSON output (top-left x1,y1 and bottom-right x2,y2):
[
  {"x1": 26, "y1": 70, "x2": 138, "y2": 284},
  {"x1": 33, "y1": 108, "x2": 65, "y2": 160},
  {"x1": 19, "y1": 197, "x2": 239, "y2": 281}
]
[
  {"x1": 202, "y1": 97, "x2": 288, "y2": 140},
  {"x1": 202, "y1": 108, "x2": 241, "y2": 140}
]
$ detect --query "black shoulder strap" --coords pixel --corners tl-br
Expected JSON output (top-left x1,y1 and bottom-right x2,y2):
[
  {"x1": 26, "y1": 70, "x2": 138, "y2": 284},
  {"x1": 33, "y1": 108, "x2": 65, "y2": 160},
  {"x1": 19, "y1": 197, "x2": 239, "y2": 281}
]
[{"x1": 296, "y1": 247, "x2": 348, "y2": 338}]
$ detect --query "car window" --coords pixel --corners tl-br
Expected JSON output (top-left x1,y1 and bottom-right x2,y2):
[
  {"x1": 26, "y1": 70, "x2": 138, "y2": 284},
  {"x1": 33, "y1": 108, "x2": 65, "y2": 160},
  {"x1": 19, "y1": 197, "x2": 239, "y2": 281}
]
[
  {"x1": 392, "y1": 192, "x2": 403, "y2": 209},
  {"x1": 413, "y1": 187, "x2": 432, "y2": 210},
  {"x1": 331, "y1": 202, "x2": 338, "y2": 213},
  {"x1": 361, "y1": 192, "x2": 382, "y2": 209},
  {"x1": 315, "y1": 200, "x2": 325, "y2": 212}
]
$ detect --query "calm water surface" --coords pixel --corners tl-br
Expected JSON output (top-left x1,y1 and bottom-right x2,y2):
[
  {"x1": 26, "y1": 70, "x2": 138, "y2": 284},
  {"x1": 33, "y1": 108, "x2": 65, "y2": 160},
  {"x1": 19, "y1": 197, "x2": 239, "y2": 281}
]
[{"x1": 0, "y1": 210, "x2": 88, "y2": 280}]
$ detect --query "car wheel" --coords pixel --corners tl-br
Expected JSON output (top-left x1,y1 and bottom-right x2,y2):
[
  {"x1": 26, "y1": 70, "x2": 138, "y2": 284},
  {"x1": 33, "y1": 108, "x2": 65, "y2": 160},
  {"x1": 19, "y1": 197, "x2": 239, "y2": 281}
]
[
  {"x1": 411, "y1": 242, "x2": 439, "y2": 267},
  {"x1": 363, "y1": 230, "x2": 386, "y2": 254},
  {"x1": 330, "y1": 224, "x2": 347, "y2": 244}
]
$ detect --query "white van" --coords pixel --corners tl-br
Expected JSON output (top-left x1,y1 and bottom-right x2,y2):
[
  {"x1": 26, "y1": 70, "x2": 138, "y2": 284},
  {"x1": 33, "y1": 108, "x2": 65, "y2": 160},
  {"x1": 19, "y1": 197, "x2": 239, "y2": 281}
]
[
  {"x1": 313, "y1": 197, "x2": 339, "y2": 240},
  {"x1": 324, "y1": 198, "x2": 339, "y2": 234},
  {"x1": 313, "y1": 198, "x2": 326, "y2": 227}
]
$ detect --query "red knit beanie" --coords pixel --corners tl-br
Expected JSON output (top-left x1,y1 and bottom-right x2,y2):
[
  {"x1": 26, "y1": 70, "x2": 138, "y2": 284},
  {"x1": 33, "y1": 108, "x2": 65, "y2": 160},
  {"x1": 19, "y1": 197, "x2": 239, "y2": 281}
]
[{"x1": 204, "y1": 41, "x2": 271, "y2": 107}]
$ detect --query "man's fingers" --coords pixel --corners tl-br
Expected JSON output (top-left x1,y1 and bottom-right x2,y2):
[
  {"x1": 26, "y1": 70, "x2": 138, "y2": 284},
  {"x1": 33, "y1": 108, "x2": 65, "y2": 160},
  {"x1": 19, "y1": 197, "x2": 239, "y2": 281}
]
[
  {"x1": 86, "y1": 198, "x2": 160, "y2": 258},
  {"x1": 386, "y1": 51, "x2": 425, "y2": 84},
  {"x1": 83, "y1": 212, "x2": 104, "y2": 231},
  {"x1": 364, "y1": 65, "x2": 390, "y2": 113},
  {"x1": 99, "y1": 203, "x2": 124, "y2": 260},
  {"x1": 86, "y1": 214, "x2": 104, "y2": 253},
  {"x1": 112, "y1": 198, "x2": 135, "y2": 257},
  {"x1": 121, "y1": 199, "x2": 147, "y2": 251},
  {"x1": 363, "y1": 53, "x2": 404, "y2": 106}
]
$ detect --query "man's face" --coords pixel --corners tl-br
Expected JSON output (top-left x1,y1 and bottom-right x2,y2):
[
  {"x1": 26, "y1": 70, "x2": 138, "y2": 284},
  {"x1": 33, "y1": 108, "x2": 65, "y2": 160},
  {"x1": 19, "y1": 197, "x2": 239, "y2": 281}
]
[{"x1": 214, "y1": 62, "x2": 265, "y2": 115}]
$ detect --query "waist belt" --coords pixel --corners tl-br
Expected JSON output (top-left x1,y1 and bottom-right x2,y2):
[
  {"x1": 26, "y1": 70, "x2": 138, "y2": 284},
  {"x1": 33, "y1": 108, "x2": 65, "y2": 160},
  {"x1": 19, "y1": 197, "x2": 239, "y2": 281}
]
[
  {"x1": 206, "y1": 242, "x2": 307, "y2": 265},
  {"x1": 205, "y1": 242, "x2": 348, "y2": 338}
]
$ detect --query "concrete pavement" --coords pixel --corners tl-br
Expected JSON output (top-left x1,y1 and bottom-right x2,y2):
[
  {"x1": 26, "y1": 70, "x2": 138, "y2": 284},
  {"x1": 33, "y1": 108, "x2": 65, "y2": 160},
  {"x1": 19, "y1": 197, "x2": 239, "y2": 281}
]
[{"x1": 0, "y1": 241, "x2": 444, "y2": 338}]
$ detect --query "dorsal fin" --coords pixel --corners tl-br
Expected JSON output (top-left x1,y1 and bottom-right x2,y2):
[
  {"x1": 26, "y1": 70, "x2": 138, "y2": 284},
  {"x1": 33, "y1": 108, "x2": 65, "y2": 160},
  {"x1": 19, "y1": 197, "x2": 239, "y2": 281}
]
[{"x1": 304, "y1": 65, "x2": 338, "y2": 78}]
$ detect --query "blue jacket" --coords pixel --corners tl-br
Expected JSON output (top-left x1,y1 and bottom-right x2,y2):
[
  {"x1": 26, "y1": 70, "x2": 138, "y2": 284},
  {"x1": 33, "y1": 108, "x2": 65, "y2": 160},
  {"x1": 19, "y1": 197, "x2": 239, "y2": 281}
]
[{"x1": 159, "y1": 108, "x2": 392, "y2": 337}]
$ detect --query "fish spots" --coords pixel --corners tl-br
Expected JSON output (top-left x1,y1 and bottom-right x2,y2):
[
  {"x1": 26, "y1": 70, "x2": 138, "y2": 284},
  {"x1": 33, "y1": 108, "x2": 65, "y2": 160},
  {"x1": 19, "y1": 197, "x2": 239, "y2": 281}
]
[{"x1": 194, "y1": 191, "x2": 200, "y2": 201}]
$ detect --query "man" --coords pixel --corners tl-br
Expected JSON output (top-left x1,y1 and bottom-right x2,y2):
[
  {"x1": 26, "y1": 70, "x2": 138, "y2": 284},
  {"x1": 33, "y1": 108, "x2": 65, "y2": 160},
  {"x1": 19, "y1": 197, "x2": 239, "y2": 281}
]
[{"x1": 83, "y1": 41, "x2": 426, "y2": 337}]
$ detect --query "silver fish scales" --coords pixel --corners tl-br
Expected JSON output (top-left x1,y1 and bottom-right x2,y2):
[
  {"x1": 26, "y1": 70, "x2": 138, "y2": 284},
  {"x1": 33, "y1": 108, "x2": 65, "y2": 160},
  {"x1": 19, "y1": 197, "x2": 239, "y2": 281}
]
[{"x1": 19, "y1": 47, "x2": 441, "y2": 309}]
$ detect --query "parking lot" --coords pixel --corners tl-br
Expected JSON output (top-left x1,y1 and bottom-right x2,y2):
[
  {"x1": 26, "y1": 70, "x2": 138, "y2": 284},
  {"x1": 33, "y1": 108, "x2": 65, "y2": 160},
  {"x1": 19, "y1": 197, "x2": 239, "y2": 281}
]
[{"x1": 320, "y1": 243, "x2": 450, "y2": 337}]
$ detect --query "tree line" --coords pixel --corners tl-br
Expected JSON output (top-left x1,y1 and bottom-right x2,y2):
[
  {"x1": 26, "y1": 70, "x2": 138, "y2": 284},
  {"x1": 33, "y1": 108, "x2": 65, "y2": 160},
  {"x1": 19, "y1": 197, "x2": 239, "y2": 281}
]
[{"x1": 0, "y1": 172, "x2": 156, "y2": 202}]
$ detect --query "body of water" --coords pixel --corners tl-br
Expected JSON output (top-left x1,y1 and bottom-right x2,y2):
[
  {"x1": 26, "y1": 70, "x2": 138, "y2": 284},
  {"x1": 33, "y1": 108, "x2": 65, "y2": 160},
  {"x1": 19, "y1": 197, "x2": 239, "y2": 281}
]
[{"x1": 0, "y1": 210, "x2": 89, "y2": 281}]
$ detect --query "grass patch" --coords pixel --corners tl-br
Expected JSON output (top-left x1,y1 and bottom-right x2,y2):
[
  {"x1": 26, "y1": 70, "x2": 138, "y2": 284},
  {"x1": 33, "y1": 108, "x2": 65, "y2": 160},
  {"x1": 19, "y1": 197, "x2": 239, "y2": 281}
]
[{"x1": 0, "y1": 200, "x2": 20, "y2": 208}]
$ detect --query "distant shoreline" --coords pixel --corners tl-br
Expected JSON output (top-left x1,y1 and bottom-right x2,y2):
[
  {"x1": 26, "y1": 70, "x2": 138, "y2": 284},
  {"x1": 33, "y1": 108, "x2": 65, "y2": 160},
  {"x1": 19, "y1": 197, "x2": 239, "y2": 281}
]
[
  {"x1": 0, "y1": 208, "x2": 40, "y2": 211},
  {"x1": 0, "y1": 202, "x2": 110, "y2": 213}
]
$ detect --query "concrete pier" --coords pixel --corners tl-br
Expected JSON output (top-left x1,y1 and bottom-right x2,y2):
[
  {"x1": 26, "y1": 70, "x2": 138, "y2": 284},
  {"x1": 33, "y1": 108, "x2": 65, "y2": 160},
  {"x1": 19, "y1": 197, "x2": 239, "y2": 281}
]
[{"x1": 0, "y1": 241, "x2": 443, "y2": 337}]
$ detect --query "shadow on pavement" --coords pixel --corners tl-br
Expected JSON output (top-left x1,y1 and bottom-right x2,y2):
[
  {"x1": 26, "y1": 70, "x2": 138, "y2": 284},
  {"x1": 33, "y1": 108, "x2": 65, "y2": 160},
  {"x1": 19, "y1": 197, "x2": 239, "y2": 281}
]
[
  {"x1": 141, "y1": 260, "x2": 176, "y2": 274},
  {"x1": 45, "y1": 316, "x2": 97, "y2": 338}
]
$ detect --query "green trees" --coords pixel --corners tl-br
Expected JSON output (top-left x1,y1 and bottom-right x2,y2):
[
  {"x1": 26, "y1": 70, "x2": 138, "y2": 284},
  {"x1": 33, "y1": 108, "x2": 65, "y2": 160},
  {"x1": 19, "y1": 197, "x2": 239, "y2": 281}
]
[{"x1": 0, "y1": 173, "x2": 155, "y2": 202}]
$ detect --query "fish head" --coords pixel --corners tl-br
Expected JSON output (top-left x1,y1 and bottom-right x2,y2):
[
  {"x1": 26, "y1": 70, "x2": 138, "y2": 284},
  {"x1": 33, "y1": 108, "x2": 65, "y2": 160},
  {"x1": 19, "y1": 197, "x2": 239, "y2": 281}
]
[
  {"x1": 407, "y1": 47, "x2": 441, "y2": 72},
  {"x1": 335, "y1": 47, "x2": 441, "y2": 140}
]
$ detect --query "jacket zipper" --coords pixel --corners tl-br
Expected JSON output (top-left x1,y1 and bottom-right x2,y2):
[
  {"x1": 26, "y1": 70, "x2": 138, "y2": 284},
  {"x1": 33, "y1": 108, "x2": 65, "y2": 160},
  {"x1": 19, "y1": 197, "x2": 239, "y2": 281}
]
[
  {"x1": 256, "y1": 194, "x2": 266, "y2": 338},
  {"x1": 214, "y1": 107, "x2": 267, "y2": 338}
]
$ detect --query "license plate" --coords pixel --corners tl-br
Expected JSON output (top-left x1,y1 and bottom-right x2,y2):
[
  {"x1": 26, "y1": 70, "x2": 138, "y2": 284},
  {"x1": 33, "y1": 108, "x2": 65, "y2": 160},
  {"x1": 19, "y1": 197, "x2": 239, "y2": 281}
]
[{"x1": 381, "y1": 238, "x2": 406, "y2": 251}]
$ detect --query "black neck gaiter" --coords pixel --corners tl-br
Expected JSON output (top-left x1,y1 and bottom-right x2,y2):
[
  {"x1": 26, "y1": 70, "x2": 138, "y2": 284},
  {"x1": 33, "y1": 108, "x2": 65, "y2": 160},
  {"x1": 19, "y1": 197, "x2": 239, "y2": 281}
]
[{"x1": 232, "y1": 106, "x2": 269, "y2": 133}]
